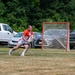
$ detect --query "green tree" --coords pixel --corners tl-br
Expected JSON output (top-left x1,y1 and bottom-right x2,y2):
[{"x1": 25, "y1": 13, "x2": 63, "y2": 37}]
[{"x1": 0, "y1": 0, "x2": 75, "y2": 32}]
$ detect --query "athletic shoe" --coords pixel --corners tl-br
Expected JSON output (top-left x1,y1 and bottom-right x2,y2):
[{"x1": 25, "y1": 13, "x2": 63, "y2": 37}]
[
  {"x1": 8, "y1": 49, "x2": 12, "y2": 55},
  {"x1": 20, "y1": 53, "x2": 25, "y2": 57}
]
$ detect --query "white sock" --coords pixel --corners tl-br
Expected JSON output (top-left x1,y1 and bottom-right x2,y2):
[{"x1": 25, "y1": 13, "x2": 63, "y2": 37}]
[
  {"x1": 9, "y1": 49, "x2": 13, "y2": 55},
  {"x1": 21, "y1": 49, "x2": 26, "y2": 56}
]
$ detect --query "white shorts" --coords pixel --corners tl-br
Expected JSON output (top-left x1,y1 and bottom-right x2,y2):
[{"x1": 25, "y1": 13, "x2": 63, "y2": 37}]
[{"x1": 18, "y1": 39, "x2": 28, "y2": 45}]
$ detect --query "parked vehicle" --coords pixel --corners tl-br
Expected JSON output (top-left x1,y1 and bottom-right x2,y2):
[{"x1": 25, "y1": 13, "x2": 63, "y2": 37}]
[
  {"x1": 33, "y1": 29, "x2": 75, "y2": 49},
  {"x1": 33, "y1": 32, "x2": 42, "y2": 48},
  {"x1": 33, "y1": 29, "x2": 67, "y2": 48},
  {"x1": 8, "y1": 32, "x2": 23, "y2": 47},
  {"x1": 8, "y1": 32, "x2": 41, "y2": 48},
  {"x1": 70, "y1": 30, "x2": 75, "y2": 49},
  {"x1": 0, "y1": 23, "x2": 17, "y2": 45}
]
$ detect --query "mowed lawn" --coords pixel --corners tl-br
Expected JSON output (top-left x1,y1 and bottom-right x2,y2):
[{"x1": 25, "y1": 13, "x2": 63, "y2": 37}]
[{"x1": 0, "y1": 47, "x2": 75, "y2": 75}]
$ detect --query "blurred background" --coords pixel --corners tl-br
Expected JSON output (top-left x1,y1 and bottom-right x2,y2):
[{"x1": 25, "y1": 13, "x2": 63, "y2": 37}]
[{"x1": 0, "y1": 0, "x2": 75, "y2": 32}]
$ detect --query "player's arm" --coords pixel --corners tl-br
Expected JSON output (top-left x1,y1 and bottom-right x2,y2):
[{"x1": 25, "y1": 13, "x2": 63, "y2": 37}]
[
  {"x1": 31, "y1": 32, "x2": 34, "y2": 40},
  {"x1": 22, "y1": 30, "x2": 28, "y2": 42},
  {"x1": 31, "y1": 34, "x2": 34, "y2": 40},
  {"x1": 22, "y1": 35, "x2": 28, "y2": 42}
]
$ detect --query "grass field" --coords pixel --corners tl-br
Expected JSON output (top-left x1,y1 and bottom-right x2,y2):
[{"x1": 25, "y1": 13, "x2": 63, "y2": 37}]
[{"x1": 0, "y1": 47, "x2": 75, "y2": 75}]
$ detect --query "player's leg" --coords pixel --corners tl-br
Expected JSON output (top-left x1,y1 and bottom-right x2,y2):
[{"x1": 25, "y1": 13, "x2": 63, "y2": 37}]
[
  {"x1": 8, "y1": 44, "x2": 21, "y2": 55},
  {"x1": 21, "y1": 44, "x2": 29, "y2": 56}
]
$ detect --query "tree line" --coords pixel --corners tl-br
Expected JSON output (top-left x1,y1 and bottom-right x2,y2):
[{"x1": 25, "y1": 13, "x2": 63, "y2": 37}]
[{"x1": 0, "y1": 0, "x2": 75, "y2": 32}]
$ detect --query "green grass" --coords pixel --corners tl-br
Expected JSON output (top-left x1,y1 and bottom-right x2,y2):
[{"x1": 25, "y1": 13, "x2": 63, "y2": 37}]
[{"x1": 0, "y1": 47, "x2": 75, "y2": 75}]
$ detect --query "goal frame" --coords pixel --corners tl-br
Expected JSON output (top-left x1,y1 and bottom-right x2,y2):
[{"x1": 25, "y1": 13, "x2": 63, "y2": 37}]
[{"x1": 42, "y1": 22, "x2": 70, "y2": 51}]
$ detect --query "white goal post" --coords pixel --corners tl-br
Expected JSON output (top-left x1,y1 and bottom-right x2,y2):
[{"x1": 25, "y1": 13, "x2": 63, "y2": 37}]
[{"x1": 42, "y1": 22, "x2": 70, "y2": 51}]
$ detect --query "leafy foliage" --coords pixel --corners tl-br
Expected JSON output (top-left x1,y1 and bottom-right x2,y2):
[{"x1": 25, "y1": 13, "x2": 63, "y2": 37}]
[{"x1": 0, "y1": 0, "x2": 75, "y2": 32}]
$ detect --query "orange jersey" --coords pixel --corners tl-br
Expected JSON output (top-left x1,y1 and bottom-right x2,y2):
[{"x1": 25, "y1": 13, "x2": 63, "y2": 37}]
[
  {"x1": 18, "y1": 29, "x2": 34, "y2": 42},
  {"x1": 23, "y1": 29, "x2": 33, "y2": 36},
  {"x1": 22, "y1": 29, "x2": 34, "y2": 40}
]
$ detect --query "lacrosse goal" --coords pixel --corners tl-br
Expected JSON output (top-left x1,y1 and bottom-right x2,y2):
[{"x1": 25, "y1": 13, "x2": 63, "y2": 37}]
[{"x1": 42, "y1": 22, "x2": 70, "y2": 51}]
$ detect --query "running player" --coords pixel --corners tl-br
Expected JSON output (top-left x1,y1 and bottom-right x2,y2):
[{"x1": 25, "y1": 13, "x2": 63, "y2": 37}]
[{"x1": 8, "y1": 25, "x2": 34, "y2": 56}]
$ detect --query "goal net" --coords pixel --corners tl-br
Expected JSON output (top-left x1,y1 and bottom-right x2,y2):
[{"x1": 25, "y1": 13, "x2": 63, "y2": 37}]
[{"x1": 42, "y1": 22, "x2": 70, "y2": 51}]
